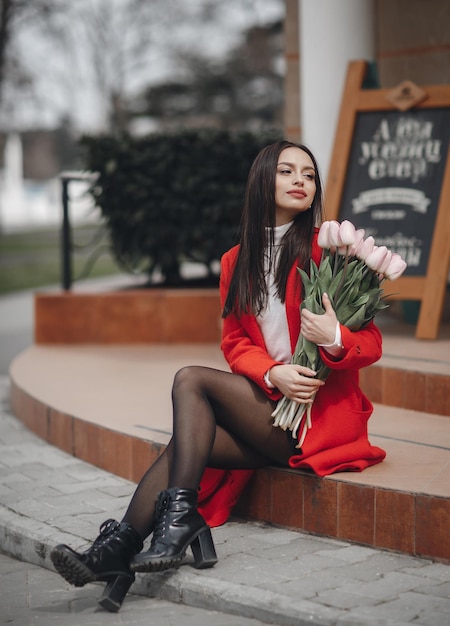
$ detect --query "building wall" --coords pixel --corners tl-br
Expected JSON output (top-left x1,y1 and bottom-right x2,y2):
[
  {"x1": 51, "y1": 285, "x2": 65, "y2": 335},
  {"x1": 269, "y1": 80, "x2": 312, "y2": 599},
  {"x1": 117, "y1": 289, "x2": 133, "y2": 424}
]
[
  {"x1": 284, "y1": 0, "x2": 450, "y2": 184},
  {"x1": 376, "y1": 0, "x2": 450, "y2": 87}
]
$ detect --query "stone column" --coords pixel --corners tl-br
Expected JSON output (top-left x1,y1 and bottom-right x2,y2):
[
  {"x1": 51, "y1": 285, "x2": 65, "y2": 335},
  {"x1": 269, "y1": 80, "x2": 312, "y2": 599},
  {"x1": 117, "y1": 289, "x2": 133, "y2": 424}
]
[
  {"x1": 283, "y1": 0, "x2": 301, "y2": 141},
  {"x1": 0, "y1": 133, "x2": 25, "y2": 231},
  {"x1": 299, "y1": 0, "x2": 375, "y2": 185}
]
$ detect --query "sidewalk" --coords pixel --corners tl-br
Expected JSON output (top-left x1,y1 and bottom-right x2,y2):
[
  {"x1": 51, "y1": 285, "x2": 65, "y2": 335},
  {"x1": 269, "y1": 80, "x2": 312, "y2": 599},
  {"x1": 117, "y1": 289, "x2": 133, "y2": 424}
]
[{"x1": 1, "y1": 377, "x2": 450, "y2": 626}]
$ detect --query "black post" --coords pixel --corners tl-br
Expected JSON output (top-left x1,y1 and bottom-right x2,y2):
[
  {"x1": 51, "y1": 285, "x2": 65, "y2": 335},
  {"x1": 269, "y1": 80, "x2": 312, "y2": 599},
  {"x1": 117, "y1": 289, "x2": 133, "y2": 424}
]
[{"x1": 61, "y1": 177, "x2": 72, "y2": 291}]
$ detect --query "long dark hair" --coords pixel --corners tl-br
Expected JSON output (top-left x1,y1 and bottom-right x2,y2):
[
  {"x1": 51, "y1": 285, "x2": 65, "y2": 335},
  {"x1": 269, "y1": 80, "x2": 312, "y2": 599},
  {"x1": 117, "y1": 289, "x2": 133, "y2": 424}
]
[{"x1": 222, "y1": 140, "x2": 324, "y2": 318}]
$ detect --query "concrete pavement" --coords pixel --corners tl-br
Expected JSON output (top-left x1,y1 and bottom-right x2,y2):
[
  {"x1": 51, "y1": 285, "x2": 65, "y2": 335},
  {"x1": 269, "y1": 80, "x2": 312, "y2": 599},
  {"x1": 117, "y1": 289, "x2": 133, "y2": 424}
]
[
  {"x1": 0, "y1": 551, "x2": 268, "y2": 626},
  {"x1": 0, "y1": 290, "x2": 33, "y2": 376}
]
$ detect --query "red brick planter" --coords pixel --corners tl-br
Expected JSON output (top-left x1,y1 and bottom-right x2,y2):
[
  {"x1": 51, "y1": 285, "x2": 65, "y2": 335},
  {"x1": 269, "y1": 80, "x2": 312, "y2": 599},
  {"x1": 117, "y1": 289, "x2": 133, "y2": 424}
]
[{"x1": 34, "y1": 288, "x2": 222, "y2": 344}]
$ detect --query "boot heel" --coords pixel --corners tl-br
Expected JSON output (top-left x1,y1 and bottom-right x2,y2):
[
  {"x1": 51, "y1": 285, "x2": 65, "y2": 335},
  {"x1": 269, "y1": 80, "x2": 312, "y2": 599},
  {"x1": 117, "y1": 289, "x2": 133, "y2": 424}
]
[
  {"x1": 98, "y1": 574, "x2": 134, "y2": 613},
  {"x1": 191, "y1": 527, "x2": 218, "y2": 569}
]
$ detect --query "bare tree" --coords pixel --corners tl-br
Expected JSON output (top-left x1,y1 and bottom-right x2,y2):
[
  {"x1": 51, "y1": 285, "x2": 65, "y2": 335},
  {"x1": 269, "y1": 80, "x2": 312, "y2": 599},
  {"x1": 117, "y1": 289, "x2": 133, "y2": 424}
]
[
  {"x1": 0, "y1": 0, "x2": 20, "y2": 105},
  {"x1": 0, "y1": 0, "x2": 197, "y2": 133},
  {"x1": 137, "y1": 19, "x2": 284, "y2": 133},
  {"x1": 0, "y1": 0, "x2": 71, "y2": 127},
  {"x1": 54, "y1": 0, "x2": 180, "y2": 133},
  {"x1": 0, "y1": 1, "x2": 10, "y2": 100},
  {"x1": 0, "y1": 0, "x2": 284, "y2": 134}
]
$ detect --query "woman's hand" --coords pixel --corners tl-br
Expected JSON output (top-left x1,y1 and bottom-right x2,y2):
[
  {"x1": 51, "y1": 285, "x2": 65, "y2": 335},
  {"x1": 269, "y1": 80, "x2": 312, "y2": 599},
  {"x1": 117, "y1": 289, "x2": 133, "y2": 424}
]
[
  {"x1": 300, "y1": 293, "x2": 338, "y2": 346},
  {"x1": 268, "y1": 364, "x2": 324, "y2": 403}
]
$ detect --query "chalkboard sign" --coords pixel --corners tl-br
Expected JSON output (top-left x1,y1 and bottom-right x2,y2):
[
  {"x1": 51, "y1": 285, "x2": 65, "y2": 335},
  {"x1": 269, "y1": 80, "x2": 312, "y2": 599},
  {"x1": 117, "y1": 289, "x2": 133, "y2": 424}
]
[
  {"x1": 326, "y1": 61, "x2": 450, "y2": 339},
  {"x1": 339, "y1": 108, "x2": 450, "y2": 277}
]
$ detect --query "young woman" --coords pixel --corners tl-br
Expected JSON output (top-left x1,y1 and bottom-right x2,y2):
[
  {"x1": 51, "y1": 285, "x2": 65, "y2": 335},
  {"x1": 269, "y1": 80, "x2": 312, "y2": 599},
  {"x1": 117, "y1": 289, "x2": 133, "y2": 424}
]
[{"x1": 50, "y1": 140, "x2": 385, "y2": 611}]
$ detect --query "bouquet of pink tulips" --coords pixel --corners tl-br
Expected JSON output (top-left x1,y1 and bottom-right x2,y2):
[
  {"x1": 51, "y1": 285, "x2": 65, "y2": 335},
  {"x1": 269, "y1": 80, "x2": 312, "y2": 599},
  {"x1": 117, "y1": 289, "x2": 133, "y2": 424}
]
[{"x1": 271, "y1": 219, "x2": 407, "y2": 447}]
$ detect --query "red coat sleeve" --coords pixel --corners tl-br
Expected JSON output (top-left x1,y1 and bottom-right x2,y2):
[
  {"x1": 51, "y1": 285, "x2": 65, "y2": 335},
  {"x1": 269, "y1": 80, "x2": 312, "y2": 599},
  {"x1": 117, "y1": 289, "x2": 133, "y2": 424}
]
[
  {"x1": 220, "y1": 246, "x2": 284, "y2": 399},
  {"x1": 320, "y1": 320, "x2": 382, "y2": 371}
]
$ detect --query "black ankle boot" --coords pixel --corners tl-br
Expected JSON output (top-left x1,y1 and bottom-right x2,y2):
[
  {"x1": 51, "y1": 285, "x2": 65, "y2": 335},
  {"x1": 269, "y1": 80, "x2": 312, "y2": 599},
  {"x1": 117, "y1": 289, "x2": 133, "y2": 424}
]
[
  {"x1": 130, "y1": 487, "x2": 217, "y2": 573},
  {"x1": 51, "y1": 519, "x2": 143, "y2": 611}
]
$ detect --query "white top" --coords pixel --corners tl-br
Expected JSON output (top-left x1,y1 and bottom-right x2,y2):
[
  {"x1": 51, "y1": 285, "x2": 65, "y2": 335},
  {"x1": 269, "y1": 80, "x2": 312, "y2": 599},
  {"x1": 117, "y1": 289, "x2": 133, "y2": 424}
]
[{"x1": 256, "y1": 221, "x2": 293, "y2": 364}]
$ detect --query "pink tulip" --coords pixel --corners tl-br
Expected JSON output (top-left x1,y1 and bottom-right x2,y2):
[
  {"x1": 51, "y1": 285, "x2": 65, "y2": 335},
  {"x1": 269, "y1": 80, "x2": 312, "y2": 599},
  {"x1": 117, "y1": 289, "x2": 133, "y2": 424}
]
[
  {"x1": 318, "y1": 221, "x2": 331, "y2": 249},
  {"x1": 356, "y1": 235, "x2": 375, "y2": 261},
  {"x1": 349, "y1": 228, "x2": 366, "y2": 256},
  {"x1": 385, "y1": 253, "x2": 408, "y2": 280},
  {"x1": 378, "y1": 249, "x2": 393, "y2": 275},
  {"x1": 365, "y1": 245, "x2": 390, "y2": 272},
  {"x1": 339, "y1": 220, "x2": 357, "y2": 246},
  {"x1": 328, "y1": 220, "x2": 342, "y2": 248}
]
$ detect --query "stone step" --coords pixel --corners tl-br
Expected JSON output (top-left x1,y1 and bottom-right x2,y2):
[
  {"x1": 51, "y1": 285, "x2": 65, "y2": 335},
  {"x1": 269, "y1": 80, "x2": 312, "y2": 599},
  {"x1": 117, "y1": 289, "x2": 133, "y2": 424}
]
[{"x1": 9, "y1": 343, "x2": 450, "y2": 563}]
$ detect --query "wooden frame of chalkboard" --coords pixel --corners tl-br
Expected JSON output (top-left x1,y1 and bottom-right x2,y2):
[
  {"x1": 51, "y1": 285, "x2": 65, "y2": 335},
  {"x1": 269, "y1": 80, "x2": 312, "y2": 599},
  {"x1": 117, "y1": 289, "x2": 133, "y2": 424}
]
[{"x1": 325, "y1": 60, "x2": 450, "y2": 340}]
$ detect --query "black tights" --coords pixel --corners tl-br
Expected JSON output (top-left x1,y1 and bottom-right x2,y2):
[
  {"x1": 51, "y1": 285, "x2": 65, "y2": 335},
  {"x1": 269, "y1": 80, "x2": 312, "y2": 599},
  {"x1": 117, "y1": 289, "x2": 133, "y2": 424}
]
[{"x1": 121, "y1": 366, "x2": 294, "y2": 539}]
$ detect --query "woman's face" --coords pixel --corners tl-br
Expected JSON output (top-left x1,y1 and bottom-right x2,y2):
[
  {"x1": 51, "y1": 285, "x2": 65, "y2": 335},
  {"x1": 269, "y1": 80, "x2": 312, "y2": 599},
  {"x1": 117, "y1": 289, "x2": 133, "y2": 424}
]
[{"x1": 274, "y1": 147, "x2": 317, "y2": 225}]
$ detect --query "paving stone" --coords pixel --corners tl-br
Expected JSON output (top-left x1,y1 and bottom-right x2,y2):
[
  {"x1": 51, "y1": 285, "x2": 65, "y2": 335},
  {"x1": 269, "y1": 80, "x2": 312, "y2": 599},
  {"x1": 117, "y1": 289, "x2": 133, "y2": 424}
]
[
  {"x1": 339, "y1": 570, "x2": 432, "y2": 601},
  {"x1": 344, "y1": 591, "x2": 450, "y2": 626}
]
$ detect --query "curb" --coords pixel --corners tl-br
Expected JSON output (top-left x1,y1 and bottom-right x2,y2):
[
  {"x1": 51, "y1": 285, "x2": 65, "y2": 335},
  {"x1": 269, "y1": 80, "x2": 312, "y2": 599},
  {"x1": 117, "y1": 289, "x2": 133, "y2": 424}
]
[{"x1": 0, "y1": 502, "x2": 340, "y2": 626}]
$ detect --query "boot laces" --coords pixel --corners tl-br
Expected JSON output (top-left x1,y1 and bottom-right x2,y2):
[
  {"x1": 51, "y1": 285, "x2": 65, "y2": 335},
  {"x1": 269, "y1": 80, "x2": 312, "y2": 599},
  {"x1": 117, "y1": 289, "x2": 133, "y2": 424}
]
[
  {"x1": 152, "y1": 492, "x2": 172, "y2": 543},
  {"x1": 91, "y1": 519, "x2": 121, "y2": 553}
]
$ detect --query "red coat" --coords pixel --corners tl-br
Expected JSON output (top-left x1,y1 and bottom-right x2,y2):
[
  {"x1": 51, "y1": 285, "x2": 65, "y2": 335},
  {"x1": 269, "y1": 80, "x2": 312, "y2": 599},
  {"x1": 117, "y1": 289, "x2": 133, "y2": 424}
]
[{"x1": 198, "y1": 229, "x2": 386, "y2": 527}]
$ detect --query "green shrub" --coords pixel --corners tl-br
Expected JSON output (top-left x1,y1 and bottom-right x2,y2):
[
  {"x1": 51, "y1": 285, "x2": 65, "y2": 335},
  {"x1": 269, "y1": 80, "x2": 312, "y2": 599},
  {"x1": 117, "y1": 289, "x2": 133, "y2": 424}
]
[{"x1": 81, "y1": 129, "x2": 280, "y2": 286}]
